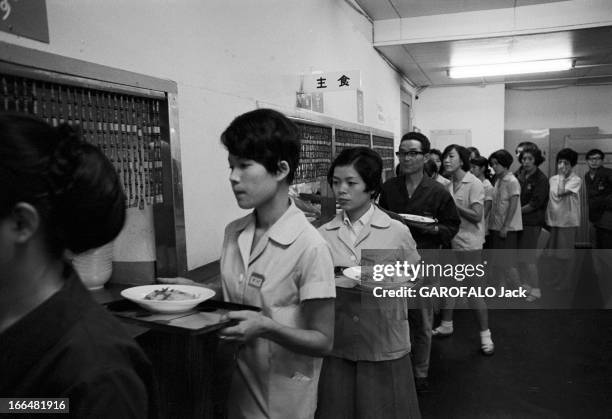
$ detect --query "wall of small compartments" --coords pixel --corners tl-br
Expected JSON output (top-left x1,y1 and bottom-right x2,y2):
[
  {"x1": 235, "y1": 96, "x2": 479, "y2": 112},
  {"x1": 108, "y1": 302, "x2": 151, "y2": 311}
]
[
  {"x1": 293, "y1": 121, "x2": 395, "y2": 184},
  {"x1": 0, "y1": 73, "x2": 165, "y2": 209},
  {"x1": 372, "y1": 135, "x2": 395, "y2": 179},
  {"x1": 294, "y1": 122, "x2": 333, "y2": 183},
  {"x1": 334, "y1": 129, "x2": 371, "y2": 156}
]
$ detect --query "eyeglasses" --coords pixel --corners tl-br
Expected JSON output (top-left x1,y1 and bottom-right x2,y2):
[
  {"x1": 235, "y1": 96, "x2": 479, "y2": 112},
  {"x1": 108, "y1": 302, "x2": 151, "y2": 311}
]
[
  {"x1": 396, "y1": 151, "x2": 424, "y2": 158},
  {"x1": 587, "y1": 156, "x2": 603, "y2": 161}
]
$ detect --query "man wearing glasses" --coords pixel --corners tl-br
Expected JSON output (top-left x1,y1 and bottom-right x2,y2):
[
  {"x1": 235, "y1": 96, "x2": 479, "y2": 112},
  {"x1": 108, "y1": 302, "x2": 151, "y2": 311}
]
[
  {"x1": 585, "y1": 149, "x2": 612, "y2": 249},
  {"x1": 379, "y1": 132, "x2": 460, "y2": 392},
  {"x1": 585, "y1": 149, "x2": 612, "y2": 308}
]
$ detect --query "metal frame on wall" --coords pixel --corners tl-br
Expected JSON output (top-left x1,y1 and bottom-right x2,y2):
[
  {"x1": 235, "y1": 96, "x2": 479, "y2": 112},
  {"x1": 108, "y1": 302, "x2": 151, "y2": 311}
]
[
  {"x1": 0, "y1": 41, "x2": 187, "y2": 276},
  {"x1": 256, "y1": 102, "x2": 396, "y2": 184}
]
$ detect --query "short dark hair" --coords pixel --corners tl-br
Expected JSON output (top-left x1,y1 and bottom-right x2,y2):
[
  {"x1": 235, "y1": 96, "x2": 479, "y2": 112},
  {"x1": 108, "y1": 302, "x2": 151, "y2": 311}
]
[
  {"x1": 0, "y1": 113, "x2": 126, "y2": 256},
  {"x1": 221, "y1": 108, "x2": 300, "y2": 183},
  {"x1": 516, "y1": 141, "x2": 538, "y2": 154},
  {"x1": 467, "y1": 147, "x2": 481, "y2": 158},
  {"x1": 400, "y1": 132, "x2": 430, "y2": 154},
  {"x1": 423, "y1": 159, "x2": 438, "y2": 178},
  {"x1": 488, "y1": 149, "x2": 514, "y2": 169},
  {"x1": 556, "y1": 148, "x2": 578, "y2": 167},
  {"x1": 471, "y1": 156, "x2": 492, "y2": 181},
  {"x1": 442, "y1": 144, "x2": 471, "y2": 172},
  {"x1": 327, "y1": 147, "x2": 383, "y2": 200},
  {"x1": 586, "y1": 149, "x2": 604, "y2": 160},
  {"x1": 428, "y1": 148, "x2": 442, "y2": 160},
  {"x1": 520, "y1": 147, "x2": 545, "y2": 166}
]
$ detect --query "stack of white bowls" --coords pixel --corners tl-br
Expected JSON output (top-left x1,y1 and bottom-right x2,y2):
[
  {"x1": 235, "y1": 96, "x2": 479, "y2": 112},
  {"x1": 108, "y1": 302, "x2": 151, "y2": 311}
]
[{"x1": 72, "y1": 242, "x2": 114, "y2": 290}]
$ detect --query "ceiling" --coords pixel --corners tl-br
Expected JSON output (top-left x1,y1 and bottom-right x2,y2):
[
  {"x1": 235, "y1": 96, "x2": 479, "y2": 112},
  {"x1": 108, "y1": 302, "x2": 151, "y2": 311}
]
[
  {"x1": 355, "y1": 0, "x2": 566, "y2": 20},
  {"x1": 353, "y1": 1, "x2": 612, "y2": 88}
]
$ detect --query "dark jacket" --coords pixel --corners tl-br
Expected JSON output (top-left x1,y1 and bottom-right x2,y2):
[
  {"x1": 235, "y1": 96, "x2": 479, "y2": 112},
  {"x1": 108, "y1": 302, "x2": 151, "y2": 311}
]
[
  {"x1": 379, "y1": 174, "x2": 460, "y2": 249},
  {"x1": 516, "y1": 168, "x2": 549, "y2": 226},
  {"x1": 585, "y1": 166, "x2": 612, "y2": 225},
  {"x1": 0, "y1": 265, "x2": 157, "y2": 418}
]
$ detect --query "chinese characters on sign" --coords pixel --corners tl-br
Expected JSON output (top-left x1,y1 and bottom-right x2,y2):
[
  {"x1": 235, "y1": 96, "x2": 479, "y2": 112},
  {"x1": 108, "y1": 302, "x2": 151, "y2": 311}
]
[
  {"x1": 302, "y1": 71, "x2": 360, "y2": 93},
  {"x1": 338, "y1": 75, "x2": 350, "y2": 87}
]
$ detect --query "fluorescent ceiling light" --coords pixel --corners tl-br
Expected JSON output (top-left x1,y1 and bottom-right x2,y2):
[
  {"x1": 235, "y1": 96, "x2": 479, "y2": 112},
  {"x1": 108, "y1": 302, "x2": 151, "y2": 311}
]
[{"x1": 448, "y1": 59, "x2": 573, "y2": 79}]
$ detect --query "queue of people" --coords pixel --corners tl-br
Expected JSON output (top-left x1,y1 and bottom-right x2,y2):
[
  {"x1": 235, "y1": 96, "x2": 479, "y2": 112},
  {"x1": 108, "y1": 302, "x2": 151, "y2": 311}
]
[{"x1": 2, "y1": 108, "x2": 611, "y2": 418}]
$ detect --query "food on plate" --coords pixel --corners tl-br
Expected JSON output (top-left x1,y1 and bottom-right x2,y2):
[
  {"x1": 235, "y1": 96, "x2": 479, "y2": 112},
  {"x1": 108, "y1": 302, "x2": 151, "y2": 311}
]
[
  {"x1": 144, "y1": 287, "x2": 197, "y2": 301},
  {"x1": 398, "y1": 213, "x2": 436, "y2": 224}
]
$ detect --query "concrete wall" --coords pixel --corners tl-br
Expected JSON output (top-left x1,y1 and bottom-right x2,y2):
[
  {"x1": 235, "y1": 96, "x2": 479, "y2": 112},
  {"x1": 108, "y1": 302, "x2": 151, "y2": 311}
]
[
  {"x1": 506, "y1": 85, "x2": 612, "y2": 133},
  {"x1": 0, "y1": 0, "x2": 404, "y2": 269},
  {"x1": 412, "y1": 84, "x2": 505, "y2": 157}
]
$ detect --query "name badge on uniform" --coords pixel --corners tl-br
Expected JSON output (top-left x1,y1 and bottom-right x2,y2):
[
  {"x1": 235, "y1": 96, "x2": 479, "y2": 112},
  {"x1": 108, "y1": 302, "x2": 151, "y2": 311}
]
[{"x1": 248, "y1": 272, "x2": 265, "y2": 289}]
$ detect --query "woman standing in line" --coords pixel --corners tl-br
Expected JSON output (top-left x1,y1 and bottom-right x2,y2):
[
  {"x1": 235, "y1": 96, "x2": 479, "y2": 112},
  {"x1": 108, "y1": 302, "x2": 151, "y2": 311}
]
[
  {"x1": 487, "y1": 150, "x2": 523, "y2": 289},
  {"x1": 470, "y1": 156, "x2": 494, "y2": 236},
  {"x1": 316, "y1": 147, "x2": 421, "y2": 418},
  {"x1": 432, "y1": 145, "x2": 494, "y2": 356},
  {"x1": 516, "y1": 147, "x2": 549, "y2": 301},
  {"x1": 428, "y1": 148, "x2": 451, "y2": 187},
  {"x1": 163, "y1": 109, "x2": 336, "y2": 419},
  {"x1": 544, "y1": 148, "x2": 582, "y2": 292}
]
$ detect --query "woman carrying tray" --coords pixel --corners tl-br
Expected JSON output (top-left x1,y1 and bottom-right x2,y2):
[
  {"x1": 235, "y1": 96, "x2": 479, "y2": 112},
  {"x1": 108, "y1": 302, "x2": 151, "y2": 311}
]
[
  {"x1": 164, "y1": 109, "x2": 335, "y2": 419},
  {"x1": 316, "y1": 147, "x2": 421, "y2": 418}
]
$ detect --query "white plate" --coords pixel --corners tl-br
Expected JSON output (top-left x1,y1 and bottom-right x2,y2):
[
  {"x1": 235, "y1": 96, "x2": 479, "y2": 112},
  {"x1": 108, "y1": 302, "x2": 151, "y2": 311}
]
[
  {"x1": 121, "y1": 284, "x2": 215, "y2": 314},
  {"x1": 399, "y1": 214, "x2": 436, "y2": 224},
  {"x1": 342, "y1": 266, "x2": 362, "y2": 282},
  {"x1": 343, "y1": 266, "x2": 416, "y2": 289}
]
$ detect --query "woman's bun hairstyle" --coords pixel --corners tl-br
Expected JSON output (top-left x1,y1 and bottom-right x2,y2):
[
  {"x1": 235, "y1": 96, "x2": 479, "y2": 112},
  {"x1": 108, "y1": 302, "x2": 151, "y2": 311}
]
[
  {"x1": 0, "y1": 113, "x2": 126, "y2": 255},
  {"x1": 50, "y1": 125, "x2": 126, "y2": 253}
]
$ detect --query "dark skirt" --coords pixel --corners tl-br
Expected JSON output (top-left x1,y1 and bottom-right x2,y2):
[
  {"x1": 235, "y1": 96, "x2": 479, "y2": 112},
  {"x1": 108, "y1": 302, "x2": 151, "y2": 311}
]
[
  {"x1": 486, "y1": 230, "x2": 519, "y2": 268},
  {"x1": 315, "y1": 355, "x2": 421, "y2": 419},
  {"x1": 517, "y1": 226, "x2": 542, "y2": 264}
]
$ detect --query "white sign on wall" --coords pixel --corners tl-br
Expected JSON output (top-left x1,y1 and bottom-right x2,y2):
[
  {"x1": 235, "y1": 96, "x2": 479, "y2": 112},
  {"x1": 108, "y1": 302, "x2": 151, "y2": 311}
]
[
  {"x1": 429, "y1": 129, "x2": 472, "y2": 151},
  {"x1": 302, "y1": 70, "x2": 360, "y2": 93}
]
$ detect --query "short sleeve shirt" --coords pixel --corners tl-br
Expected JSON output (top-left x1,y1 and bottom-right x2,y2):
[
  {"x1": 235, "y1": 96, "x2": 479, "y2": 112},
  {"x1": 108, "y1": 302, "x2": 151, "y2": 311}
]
[
  {"x1": 483, "y1": 179, "x2": 494, "y2": 202},
  {"x1": 436, "y1": 174, "x2": 451, "y2": 187},
  {"x1": 447, "y1": 172, "x2": 485, "y2": 250},
  {"x1": 489, "y1": 172, "x2": 523, "y2": 231},
  {"x1": 546, "y1": 173, "x2": 582, "y2": 227},
  {"x1": 220, "y1": 201, "x2": 335, "y2": 419}
]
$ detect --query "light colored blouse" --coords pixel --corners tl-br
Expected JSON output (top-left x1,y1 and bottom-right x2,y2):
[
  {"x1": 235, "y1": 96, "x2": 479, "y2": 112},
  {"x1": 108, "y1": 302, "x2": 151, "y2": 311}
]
[
  {"x1": 221, "y1": 202, "x2": 336, "y2": 419},
  {"x1": 489, "y1": 172, "x2": 523, "y2": 231},
  {"x1": 546, "y1": 173, "x2": 582, "y2": 227},
  {"x1": 319, "y1": 205, "x2": 420, "y2": 361},
  {"x1": 447, "y1": 172, "x2": 485, "y2": 250}
]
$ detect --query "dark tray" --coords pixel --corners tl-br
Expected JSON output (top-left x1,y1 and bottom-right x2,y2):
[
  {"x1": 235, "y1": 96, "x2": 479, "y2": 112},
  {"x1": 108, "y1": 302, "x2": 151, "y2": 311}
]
[{"x1": 105, "y1": 298, "x2": 261, "y2": 336}]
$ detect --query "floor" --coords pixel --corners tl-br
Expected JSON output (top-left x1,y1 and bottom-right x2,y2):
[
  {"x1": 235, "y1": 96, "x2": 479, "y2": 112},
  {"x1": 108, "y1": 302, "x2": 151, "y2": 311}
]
[
  {"x1": 422, "y1": 309, "x2": 612, "y2": 419},
  {"x1": 190, "y1": 255, "x2": 612, "y2": 418},
  {"x1": 420, "y1": 250, "x2": 612, "y2": 418}
]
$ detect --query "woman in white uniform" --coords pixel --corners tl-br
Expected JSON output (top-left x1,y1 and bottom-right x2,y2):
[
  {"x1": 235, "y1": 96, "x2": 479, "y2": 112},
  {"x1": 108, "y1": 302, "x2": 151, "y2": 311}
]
[
  {"x1": 165, "y1": 109, "x2": 336, "y2": 419},
  {"x1": 433, "y1": 145, "x2": 494, "y2": 356}
]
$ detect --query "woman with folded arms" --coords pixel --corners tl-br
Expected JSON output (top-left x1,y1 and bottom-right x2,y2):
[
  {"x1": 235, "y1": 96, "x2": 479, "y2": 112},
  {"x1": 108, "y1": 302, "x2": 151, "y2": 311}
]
[
  {"x1": 316, "y1": 147, "x2": 421, "y2": 419},
  {"x1": 544, "y1": 148, "x2": 582, "y2": 292}
]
